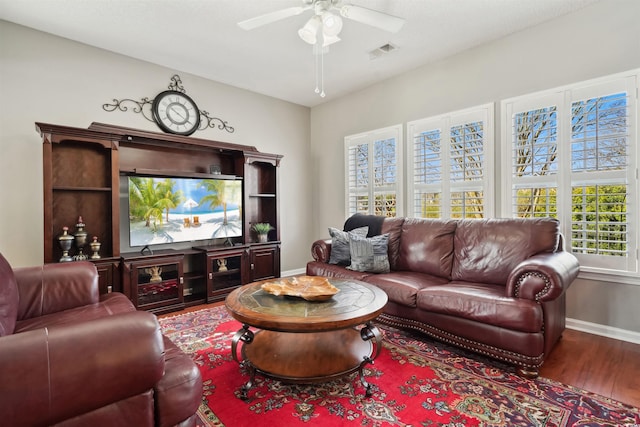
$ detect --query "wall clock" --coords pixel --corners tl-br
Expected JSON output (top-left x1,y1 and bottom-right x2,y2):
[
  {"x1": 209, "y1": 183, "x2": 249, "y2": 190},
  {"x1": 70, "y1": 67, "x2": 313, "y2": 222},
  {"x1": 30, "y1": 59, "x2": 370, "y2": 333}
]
[
  {"x1": 151, "y1": 90, "x2": 201, "y2": 136},
  {"x1": 103, "y1": 74, "x2": 235, "y2": 134}
]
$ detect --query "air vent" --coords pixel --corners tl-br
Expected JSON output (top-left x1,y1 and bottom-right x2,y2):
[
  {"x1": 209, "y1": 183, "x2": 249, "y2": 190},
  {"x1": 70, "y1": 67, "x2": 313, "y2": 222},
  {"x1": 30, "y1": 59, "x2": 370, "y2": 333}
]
[{"x1": 369, "y1": 43, "x2": 398, "y2": 60}]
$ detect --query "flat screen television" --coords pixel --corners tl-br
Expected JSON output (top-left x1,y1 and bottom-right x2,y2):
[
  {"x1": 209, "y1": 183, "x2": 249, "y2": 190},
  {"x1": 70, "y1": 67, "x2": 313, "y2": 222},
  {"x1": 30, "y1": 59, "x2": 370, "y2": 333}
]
[{"x1": 126, "y1": 175, "x2": 242, "y2": 247}]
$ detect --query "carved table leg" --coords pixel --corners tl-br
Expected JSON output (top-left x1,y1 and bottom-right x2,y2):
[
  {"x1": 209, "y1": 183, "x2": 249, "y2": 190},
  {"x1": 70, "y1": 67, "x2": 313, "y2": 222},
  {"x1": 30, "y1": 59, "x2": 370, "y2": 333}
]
[
  {"x1": 358, "y1": 322, "x2": 382, "y2": 396},
  {"x1": 239, "y1": 361, "x2": 256, "y2": 401},
  {"x1": 231, "y1": 324, "x2": 257, "y2": 399}
]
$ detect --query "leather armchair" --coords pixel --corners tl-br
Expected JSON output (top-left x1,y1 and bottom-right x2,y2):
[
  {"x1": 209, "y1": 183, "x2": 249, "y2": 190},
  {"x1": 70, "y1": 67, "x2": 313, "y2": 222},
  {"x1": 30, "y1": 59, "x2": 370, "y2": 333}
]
[{"x1": 0, "y1": 253, "x2": 202, "y2": 427}]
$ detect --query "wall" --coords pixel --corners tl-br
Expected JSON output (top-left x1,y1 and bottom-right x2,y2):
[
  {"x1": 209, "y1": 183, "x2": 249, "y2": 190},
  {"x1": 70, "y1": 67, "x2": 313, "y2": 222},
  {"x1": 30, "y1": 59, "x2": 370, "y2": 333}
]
[
  {"x1": 0, "y1": 20, "x2": 312, "y2": 274},
  {"x1": 310, "y1": 1, "x2": 640, "y2": 333}
]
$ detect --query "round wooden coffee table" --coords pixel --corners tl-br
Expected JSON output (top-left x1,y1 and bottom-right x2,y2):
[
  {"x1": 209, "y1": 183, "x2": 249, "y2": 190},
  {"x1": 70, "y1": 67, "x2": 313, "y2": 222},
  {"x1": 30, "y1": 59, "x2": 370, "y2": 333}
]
[{"x1": 225, "y1": 278, "x2": 388, "y2": 400}]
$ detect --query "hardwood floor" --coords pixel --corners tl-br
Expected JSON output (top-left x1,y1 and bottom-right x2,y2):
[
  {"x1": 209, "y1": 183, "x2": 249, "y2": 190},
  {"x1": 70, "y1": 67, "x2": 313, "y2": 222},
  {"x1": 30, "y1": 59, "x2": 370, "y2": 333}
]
[
  {"x1": 540, "y1": 328, "x2": 640, "y2": 407},
  {"x1": 160, "y1": 303, "x2": 640, "y2": 408}
]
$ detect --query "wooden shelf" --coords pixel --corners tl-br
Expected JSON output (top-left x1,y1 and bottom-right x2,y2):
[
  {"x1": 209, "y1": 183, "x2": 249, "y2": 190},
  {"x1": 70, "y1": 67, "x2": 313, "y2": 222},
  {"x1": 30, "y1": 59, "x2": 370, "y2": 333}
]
[
  {"x1": 40, "y1": 121, "x2": 282, "y2": 313},
  {"x1": 212, "y1": 268, "x2": 241, "y2": 278},
  {"x1": 53, "y1": 186, "x2": 112, "y2": 192},
  {"x1": 121, "y1": 168, "x2": 239, "y2": 180},
  {"x1": 184, "y1": 271, "x2": 205, "y2": 281}
]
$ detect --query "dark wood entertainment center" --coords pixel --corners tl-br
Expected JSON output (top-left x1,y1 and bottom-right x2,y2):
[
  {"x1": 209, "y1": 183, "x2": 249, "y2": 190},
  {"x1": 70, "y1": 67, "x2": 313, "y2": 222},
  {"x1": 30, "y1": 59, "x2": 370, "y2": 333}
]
[{"x1": 39, "y1": 122, "x2": 282, "y2": 314}]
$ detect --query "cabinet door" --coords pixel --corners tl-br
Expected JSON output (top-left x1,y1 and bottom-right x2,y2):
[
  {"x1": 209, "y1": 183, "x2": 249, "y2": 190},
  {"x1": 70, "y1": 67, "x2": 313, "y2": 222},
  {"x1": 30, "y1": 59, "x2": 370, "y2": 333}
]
[
  {"x1": 250, "y1": 244, "x2": 280, "y2": 282},
  {"x1": 93, "y1": 259, "x2": 120, "y2": 294},
  {"x1": 206, "y1": 250, "x2": 246, "y2": 302},
  {"x1": 125, "y1": 256, "x2": 184, "y2": 313}
]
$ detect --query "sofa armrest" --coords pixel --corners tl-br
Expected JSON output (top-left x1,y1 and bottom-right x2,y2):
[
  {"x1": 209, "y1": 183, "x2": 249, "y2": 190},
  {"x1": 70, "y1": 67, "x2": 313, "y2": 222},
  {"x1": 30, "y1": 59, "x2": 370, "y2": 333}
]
[
  {"x1": 0, "y1": 311, "x2": 165, "y2": 427},
  {"x1": 311, "y1": 239, "x2": 332, "y2": 263},
  {"x1": 506, "y1": 251, "x2": 580, "y2": 302},
  {"x1": 14, "y1": 261, "x2": 99, "y2": 320}
]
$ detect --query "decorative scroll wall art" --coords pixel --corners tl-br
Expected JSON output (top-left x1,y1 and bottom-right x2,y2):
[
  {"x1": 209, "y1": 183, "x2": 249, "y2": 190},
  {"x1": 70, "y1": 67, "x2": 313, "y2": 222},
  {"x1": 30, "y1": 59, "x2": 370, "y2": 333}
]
[{"x1": 102, "y1": 75, "x2": 234, "y2": 134}]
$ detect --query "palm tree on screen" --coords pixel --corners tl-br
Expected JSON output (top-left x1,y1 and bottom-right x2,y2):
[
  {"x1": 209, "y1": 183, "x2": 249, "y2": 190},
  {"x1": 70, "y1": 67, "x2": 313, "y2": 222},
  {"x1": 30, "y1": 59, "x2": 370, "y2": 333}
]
[{"x1": 156, "y1": 178, "x2": 185, "y2": 222}]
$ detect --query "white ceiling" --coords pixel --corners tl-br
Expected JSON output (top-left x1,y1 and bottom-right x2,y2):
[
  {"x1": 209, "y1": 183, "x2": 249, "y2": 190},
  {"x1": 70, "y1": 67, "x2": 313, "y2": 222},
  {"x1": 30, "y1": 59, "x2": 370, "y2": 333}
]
[{"x1": 0, "y1": 0, "x2": 600, "y2": 107}]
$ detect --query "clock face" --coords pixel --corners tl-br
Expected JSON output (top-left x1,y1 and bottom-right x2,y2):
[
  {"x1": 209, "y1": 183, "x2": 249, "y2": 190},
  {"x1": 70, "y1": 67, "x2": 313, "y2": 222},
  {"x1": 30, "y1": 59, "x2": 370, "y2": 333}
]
[{"x1": 152, "y1": 90, "x2": 201, "y2": 136}]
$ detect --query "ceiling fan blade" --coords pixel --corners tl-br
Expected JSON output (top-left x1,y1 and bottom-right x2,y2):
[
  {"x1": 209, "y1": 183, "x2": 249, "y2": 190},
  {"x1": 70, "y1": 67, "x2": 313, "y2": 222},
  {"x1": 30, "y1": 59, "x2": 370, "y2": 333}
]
[
  {"x1": 338, "y1": 4, "x2": 405, "y2": 33},
  {"x1": 238, "y1": 6, "x2": 309, "y2": 30}
]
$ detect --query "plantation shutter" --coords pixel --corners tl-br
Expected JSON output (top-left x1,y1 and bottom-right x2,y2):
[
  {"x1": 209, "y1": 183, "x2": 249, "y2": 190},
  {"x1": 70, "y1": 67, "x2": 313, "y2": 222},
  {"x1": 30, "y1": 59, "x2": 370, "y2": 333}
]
[
  {"x1": 507, "y1": 95, "x2": 562, "y2": 219},
  {"x1": 503, "y1": 74, "x2": 638, "y2": 274},
  {"x1": 568, "y1": 78, "x2": 636, "y2": 272},
  {"x1": 407, "y1": 104, "x2": 494, "y2": 219},
  {"x1": 345, "y1": 125, "x2": 403, "y2": 218}
]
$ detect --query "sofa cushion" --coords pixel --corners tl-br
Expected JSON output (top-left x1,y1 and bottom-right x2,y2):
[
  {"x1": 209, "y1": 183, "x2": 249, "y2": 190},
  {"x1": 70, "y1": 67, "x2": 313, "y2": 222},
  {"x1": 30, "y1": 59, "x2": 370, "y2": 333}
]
[
  {"x1": 328, "y1": 226, "x2": 368, "y2": 265},
  {"x1": 0, "y1": 253, "x2": 19, "y2": 336},
  {"x1": 364, "y1": 271, "x2": 449, "y2": 307},
  {"x1": 381, "y1": 217, "x2": 405, "y2": 270},
  {"x1": 306, "y1": 261, "x2": 371, "y2": 281},
  {"x1": 347, "y1": 233, "x2": 390, "y2": 273},
  {"x1": 14, "y1": 293, "x2": 135, "y2": 333},
  {"x1": 15, "y1": 262, "x2": 100, "y2": 321},
  {"x1": 416, "y1": 281, "x2": 543, "y2": 333},
  {"x1": 381, "y1": 302, "x2": 545, "y2": 359},
  {"x1": 396, "y1": 218, "x2": 457, "y2": 279},
  {"x1": 451, "y1": 218, "x2": 560, "y2": 285}
]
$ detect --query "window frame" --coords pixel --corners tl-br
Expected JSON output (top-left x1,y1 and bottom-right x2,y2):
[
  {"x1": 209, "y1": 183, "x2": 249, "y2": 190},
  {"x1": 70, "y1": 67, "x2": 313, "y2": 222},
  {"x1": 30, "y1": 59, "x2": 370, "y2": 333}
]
[
  {"x1": 501, "y1": 71, "x2": 639, "y2": 279},
  {"x1": 407, "y1": 103, "x2": 495, "y2": 219},
  {"x1": 344, "y1": 124, "x2": 404, "y2": 218},
  {"x1": 341, "y1": 70, "x2": 639, "y2": 284}
]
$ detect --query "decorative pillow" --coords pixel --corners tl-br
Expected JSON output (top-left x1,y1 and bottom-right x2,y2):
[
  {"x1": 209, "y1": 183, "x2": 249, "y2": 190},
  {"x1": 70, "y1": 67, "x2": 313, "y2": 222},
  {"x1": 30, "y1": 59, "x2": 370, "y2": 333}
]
[
  {"x1": 343, "y1": 213, "x2": 384, "y2": 237},
  {"x1": 347, "y1": 232, "x2": 390, "y2": 273},
  {"x1": 328, "y1": 226, "x2": 368, "y2": 265}
]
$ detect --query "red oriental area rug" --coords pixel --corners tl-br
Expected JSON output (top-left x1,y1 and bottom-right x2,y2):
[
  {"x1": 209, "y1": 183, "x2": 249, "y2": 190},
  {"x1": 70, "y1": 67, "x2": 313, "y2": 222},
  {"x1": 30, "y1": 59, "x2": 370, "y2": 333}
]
[{"x1": 159, "y1": 306, "x2": 640, "y2": 427}]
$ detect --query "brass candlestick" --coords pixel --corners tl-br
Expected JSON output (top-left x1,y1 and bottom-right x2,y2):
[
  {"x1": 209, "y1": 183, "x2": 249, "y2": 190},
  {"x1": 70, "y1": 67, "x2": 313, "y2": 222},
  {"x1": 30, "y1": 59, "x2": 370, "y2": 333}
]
[
  {"x1": 58, "y1": 226, "x2": 74, "y2": 262},
  {"x1": 90, "y1": 236, "x2": 101, "y2": 259},
  {"x1": 73, "y1": 216, "x2": 88, "y2": 261}
]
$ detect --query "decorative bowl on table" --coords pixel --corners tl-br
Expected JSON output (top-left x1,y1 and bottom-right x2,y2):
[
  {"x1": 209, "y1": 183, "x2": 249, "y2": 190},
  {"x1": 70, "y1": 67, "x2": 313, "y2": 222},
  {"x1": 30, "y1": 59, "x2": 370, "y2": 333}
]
[{"x1": 261, "y1": 276, "x2": 339, "y2": 301}]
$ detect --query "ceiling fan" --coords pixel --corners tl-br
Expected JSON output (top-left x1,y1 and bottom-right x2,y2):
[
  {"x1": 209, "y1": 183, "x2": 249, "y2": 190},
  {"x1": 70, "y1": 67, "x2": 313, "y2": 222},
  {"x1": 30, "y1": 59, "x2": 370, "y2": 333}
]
[
  {"x1": 238, "y1": 0, "x2": 405, "y2": 98},
  {"x1": 238, "y1": 0, "x2": 405, "y2": 47}
]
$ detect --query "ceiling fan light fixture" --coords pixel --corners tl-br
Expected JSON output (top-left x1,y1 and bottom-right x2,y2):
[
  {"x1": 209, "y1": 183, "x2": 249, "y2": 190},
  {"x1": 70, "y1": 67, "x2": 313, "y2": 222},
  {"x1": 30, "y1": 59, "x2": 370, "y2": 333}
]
[
  {"x1": 239, "y1": 0, "x2": 406, "y2": 98},
  {"x1": 322, "y1": 34, "x2": 341, "y2": 47},
  {"x1": 298, "y1": 15, "x2": 321, "y2": 44},
  {"x1": 321, "y1": 11, "x2": 343, "y2": 37}
]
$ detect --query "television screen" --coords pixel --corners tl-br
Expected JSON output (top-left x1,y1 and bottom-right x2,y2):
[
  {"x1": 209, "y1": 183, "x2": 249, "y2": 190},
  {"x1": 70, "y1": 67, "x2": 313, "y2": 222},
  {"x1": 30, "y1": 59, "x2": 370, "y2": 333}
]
[{"x1": 127, "y1": 176, "x2": 242, "y2": 247}]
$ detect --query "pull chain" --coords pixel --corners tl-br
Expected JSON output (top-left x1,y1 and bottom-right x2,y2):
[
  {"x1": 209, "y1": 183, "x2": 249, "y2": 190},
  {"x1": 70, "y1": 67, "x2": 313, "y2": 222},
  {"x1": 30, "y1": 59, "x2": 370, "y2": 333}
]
[
  {"x1": 314, "y1": 44, "x2": 320, "y2": 94},
  {"x1": 313, "y1": 42, "x2": 326, "y2": 98},
  {"x1": 320, "y1": 47, "x2": 325, "y2": 98}
]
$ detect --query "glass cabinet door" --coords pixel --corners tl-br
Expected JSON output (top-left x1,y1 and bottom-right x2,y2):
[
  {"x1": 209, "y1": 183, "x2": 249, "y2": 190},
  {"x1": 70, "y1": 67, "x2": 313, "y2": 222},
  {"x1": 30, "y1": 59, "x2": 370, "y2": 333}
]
[
  {"x1": 207, "y1": 249, "x2": 246, "y2": 302},
  {"x1": 125, "y1": 254, "x2": 184, "y2": 313}
]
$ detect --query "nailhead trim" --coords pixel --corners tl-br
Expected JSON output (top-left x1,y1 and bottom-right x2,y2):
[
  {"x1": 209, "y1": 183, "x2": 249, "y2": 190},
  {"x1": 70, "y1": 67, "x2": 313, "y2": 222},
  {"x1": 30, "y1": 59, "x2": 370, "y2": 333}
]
[
  {"x1": 376, "y1": 313, "x2": 543, "y2": 371},
  {"x1": 514, "y1": 272, "x2": 552, "y2": 302},
  {"x1": 311, "y1": 243, "x2": 328, "y2": 262}
]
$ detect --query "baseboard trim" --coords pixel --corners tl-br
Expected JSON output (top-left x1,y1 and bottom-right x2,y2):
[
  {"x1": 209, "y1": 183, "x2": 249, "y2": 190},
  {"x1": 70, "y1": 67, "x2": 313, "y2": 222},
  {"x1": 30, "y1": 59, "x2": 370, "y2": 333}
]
[{"x1": 566, "y1": 318, "x2": 640, "y2": 345}]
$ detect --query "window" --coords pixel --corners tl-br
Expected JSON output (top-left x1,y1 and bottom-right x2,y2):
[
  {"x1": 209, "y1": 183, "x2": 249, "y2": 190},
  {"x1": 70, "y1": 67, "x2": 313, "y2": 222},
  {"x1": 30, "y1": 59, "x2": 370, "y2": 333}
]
[
  {"x1": 345, "y1": 125, "x2": 403, "y2": 217},
  {"x1": 342, "y1": 71, "x2": 638, "y2": 279},
  {"x1": 407, "y1": 104, "x2": 494, "y2": 219},
  {"x1": 502, "y1": 73, "x2": 638, "y2": 274}
]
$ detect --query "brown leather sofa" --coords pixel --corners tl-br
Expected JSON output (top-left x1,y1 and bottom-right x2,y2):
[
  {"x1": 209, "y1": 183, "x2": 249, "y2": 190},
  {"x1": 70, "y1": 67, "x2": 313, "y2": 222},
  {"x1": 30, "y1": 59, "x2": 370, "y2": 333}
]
[
  {"x1": 0, "y1": 252, "x2": 202, "y2": 427},
  {"x1": 307, "y1": 215, "x2": 580, "y2": 377}
]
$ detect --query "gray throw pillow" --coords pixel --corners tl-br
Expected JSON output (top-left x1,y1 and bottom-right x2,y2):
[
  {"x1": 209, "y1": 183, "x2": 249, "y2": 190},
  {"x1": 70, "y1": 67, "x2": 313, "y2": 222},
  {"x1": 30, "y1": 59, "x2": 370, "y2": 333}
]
[
  {"x1": 347, "y1": 232, "x2": 390, "y2": 273},
  {"x1": 328, "y1": 226, "x2": 368, "y2": 265}
]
